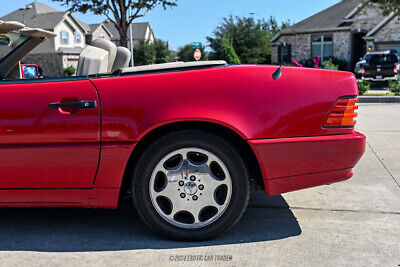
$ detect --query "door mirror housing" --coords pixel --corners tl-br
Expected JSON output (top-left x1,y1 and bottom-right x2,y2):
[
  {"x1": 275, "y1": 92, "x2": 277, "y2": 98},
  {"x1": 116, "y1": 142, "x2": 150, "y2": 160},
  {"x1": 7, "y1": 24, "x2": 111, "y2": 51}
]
[{"x1": 21, "y1": 64, "x2": 39, "y2": 79}]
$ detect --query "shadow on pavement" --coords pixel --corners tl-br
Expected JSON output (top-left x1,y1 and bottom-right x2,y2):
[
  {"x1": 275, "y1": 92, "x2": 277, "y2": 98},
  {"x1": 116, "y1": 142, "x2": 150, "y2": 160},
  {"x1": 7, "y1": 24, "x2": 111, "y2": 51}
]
[{"x1": 0, "y1": 192, "x2": 301, "y2": 252}]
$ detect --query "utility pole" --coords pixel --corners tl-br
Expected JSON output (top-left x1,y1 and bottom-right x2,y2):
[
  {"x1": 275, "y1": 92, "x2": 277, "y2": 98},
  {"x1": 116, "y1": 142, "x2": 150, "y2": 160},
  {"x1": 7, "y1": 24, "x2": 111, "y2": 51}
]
[{"x1": 129, "y1": 6, "x2": 134, "y2": 67}]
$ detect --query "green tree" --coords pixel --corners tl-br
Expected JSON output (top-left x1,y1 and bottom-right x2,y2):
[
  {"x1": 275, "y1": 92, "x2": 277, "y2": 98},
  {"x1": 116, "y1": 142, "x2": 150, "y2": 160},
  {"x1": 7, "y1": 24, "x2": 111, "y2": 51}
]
[
  {"x1": 177, "y1": 44, "x2": 207, "y2": 62},
  {"x1": 154, "y1": 39, "x2": 172, "y2": 64},
  {"x1": 220, "y1": 35, "x2": 241, "y2": 65},
  {"x1": 134, "y1": 39, "x2": 173, "y2": 66},
  {"x1": 207, "y1": 16, "x2": 290, "y2": 64},
  {"x1": 52, "y1": 0, "x2": 178, "y2": 48},
  {"x1": 134, "y1": 40, "x2": 156, "y2": 66}
]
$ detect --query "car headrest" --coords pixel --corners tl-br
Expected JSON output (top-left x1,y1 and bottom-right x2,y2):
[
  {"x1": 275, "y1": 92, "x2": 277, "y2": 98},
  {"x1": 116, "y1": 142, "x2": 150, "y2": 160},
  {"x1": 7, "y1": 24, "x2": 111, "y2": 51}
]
[
  {"x1": 112, "y1": 46, "x2": 131, "y2": 72},
  {"x1": 90, "y1": 38, "x2": 117, "y2": 72},
  {"x1": 76, "y1": 45, "x2": 109, "y2": 76}
]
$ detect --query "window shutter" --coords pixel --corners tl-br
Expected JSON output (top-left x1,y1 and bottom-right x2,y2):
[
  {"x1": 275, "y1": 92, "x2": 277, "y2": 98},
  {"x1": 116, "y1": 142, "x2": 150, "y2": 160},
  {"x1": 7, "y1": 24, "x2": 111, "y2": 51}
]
[{"x1": 288, "y1": 45, "x2": 292, "y2": 63}]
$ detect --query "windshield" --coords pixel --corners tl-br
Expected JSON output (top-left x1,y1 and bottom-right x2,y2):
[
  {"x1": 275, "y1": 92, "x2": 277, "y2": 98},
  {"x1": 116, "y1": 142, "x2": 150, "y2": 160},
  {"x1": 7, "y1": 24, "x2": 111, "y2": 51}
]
[
  {"x1": 363, "y1": 54, "x2": 372, "y2": 61},
  {"x1": 369, "y1": 54, "x2": 398, "y2": 65},
  {"x1": 0, "y1": 33, "x2": 29, "y2": 62}
]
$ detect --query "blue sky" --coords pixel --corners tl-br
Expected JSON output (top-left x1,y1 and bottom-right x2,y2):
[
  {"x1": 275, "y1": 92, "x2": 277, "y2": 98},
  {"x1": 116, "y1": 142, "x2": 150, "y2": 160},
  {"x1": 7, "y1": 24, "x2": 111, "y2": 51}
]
[{"x1": 1, "y1": 0, "x2": 340, "y2": 50}]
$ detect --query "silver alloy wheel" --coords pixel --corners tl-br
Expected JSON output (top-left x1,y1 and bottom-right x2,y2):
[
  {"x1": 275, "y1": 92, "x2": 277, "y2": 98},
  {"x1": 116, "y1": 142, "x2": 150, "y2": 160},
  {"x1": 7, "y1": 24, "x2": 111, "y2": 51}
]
[{"x1": 149, "y1": 147, "x2": 232, "y2": 229}]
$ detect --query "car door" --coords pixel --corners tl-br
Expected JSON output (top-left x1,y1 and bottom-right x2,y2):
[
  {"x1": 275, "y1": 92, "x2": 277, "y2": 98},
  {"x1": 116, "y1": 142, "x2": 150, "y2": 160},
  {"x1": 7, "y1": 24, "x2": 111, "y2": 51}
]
[{"x1": 0, "y1": 78, "x2": 100, "y2": 189}]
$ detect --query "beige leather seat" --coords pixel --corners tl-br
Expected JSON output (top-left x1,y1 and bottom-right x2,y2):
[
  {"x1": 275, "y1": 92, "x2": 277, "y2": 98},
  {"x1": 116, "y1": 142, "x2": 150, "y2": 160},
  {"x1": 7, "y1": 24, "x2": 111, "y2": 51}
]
[
  {"x1": 91, "y1": 38, "x2": 117, "y2": 72},
  {"x1": 76, "y1": 46, "x2": 109, "y2": 76},
  {"x1": 76, "y1": 38, "x2": 118, "y2": 76},
  {"x1": 112, "y1": 46, "x2": 131, "y2": 72}
]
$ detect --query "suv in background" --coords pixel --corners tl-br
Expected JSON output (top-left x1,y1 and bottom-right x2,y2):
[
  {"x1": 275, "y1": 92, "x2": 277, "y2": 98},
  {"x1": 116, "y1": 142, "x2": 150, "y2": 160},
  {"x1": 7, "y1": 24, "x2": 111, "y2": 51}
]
[
  {"x1": 361, "y1": 50, "x2": 400, "y2": 82},
  {"x1": 354, "y1": 53, "x2": 373, "y2": 79}
]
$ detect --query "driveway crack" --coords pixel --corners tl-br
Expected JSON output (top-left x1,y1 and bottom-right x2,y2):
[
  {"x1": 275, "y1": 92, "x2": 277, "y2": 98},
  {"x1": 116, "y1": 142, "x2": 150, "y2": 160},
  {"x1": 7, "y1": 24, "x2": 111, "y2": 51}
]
[
  {"x1": 248, "y1": 205, "x2": 400, "y2": 215},
  {"x1": 367, "y1": 142, "x2": 400, "y2": 189}
]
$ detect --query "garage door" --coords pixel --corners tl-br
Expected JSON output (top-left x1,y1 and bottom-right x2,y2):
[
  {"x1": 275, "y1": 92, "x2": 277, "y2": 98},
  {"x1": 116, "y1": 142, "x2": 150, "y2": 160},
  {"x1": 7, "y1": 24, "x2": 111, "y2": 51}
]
[{"x1": 376, "y1": 44, "x2": 400, "y2": 54}]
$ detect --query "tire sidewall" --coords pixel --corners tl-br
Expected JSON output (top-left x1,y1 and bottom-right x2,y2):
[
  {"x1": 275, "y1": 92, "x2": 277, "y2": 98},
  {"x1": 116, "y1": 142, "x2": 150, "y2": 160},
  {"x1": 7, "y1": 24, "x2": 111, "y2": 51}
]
[{"x1": 132, "y1": 130, "x2": 250, "y2": 240}]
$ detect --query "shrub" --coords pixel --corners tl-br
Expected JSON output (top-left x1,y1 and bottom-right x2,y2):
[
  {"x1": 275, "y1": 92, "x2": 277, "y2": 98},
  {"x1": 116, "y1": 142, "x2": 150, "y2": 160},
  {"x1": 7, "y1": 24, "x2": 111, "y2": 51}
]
[
  {"x1": 302, "y1": 57, "x2": 349, "y2": 70},
  {"x1": 388, "y1": 80, "x2": 400, "y2": 95},
  {"x1": 329, "y1": 57, "x2": 349, "y2": 71},
  {"x1": 357, "y1": 80, "x2": 370, "y2": 95},
  {"x1": 64, "y1": 66, "x2": 76, "y2": 76},
  {"x1": 321, "y1": 58, "x2": 339, "y2": 70}
]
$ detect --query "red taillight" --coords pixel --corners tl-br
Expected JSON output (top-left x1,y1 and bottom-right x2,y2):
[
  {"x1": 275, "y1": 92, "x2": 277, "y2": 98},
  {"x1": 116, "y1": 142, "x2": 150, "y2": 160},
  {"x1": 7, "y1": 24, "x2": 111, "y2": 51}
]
[
  {"x1": 361, "y1": 67, "x2": 365, "y2": 74},
  {"x1": 394, "y1": 65, "x2": 398, "y2": 74},
  {"x1": 323, "y1": 97, "x2": 359, "y2": 128}
]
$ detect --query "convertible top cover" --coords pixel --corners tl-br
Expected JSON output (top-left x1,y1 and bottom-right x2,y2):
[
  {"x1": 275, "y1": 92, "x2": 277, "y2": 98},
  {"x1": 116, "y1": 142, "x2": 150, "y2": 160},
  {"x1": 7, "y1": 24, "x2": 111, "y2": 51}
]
[
  {"x1": 0, "y1": 20, "x2": 56, "y2": 38},
  {"x1": 120, "y1": 60, "x2": 227, "y2": 74}
]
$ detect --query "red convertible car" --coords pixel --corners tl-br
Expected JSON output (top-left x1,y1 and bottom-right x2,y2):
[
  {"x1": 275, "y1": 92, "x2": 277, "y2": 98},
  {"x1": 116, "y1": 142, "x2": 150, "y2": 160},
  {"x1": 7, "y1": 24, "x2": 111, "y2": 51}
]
[{"x1": 0, "y1": 21, "x2": 365, "y2": 240}]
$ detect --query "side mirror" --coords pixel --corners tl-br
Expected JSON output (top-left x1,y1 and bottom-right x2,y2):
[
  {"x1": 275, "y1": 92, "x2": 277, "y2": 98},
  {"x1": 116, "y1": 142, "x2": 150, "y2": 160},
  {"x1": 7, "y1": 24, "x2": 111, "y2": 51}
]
[{"x1": 21, "y1": 65, "x2": 39, "y2": 79}]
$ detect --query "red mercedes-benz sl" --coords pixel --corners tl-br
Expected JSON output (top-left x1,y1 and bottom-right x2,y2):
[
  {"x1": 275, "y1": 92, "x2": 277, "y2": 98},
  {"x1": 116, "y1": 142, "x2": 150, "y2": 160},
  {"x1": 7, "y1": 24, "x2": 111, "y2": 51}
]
[{"x1": 0, "y1": 21, "x2": 365, "y2": 240}]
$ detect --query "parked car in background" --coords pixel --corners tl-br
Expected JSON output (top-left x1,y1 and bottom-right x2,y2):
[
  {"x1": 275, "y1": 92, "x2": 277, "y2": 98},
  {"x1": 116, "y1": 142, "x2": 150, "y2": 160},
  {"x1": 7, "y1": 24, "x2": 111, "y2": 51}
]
[
  {"x1": 361, "y1": 50, "x2": 400, "y2": 82},
  {"x1": 20, "y1": 64, "x2": 39, "y2": 79},
  {"x1": 354, "y1": 53, "x2": 372, "y2": 79}
]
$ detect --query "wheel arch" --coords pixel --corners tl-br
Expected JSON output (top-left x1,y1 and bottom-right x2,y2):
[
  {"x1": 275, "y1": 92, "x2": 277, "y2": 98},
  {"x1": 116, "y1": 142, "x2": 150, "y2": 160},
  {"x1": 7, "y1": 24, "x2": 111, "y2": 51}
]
[{"x1": 119, "y1": 120, "x2": 265, "y2": 200}]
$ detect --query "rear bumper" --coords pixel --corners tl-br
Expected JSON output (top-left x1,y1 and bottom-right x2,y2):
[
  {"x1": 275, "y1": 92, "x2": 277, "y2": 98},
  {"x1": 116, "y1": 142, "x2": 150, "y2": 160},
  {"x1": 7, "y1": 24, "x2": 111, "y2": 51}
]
[
  {"x1": 362, "y1": 75, "x2": 398, "y2": 81},
  {"x1": 248, "y1": 132, "x2": 366, "y2": 195}
]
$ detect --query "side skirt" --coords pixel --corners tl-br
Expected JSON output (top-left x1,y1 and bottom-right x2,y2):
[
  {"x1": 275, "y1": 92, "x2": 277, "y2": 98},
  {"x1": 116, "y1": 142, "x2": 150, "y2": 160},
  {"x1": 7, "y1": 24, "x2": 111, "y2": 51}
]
[{"x1": 0, "y1": 188, "x2": 120, "y2": 208}]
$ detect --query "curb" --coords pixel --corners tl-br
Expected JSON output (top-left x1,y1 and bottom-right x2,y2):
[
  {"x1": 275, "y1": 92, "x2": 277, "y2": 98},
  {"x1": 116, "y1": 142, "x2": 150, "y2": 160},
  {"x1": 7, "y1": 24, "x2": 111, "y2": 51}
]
[{"x1": 359, "y1": 96, "x2": 400, "y2": 103}]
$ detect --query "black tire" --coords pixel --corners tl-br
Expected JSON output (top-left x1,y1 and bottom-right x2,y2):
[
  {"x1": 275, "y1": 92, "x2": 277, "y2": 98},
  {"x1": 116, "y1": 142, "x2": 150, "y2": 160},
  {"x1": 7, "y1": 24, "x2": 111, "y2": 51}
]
[{"x1": 132, "y1": 130, "x2": 250, "y2": 240}]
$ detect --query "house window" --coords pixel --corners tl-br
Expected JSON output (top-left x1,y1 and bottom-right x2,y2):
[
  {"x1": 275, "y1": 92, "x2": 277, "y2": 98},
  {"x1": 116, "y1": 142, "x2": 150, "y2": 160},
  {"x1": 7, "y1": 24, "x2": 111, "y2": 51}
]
[
  {"x1": 312, "y1": 35, "x2": 333, "y2": 61},
  {"x1": 60, "y1": 31, "x2": 69, "y2": 45},
  {"x1": 75, "y1": 33, "x2": 81, "y2": 43},
  {"x1": 278, "y1": 44, "x2": 292, "y2": 64}
]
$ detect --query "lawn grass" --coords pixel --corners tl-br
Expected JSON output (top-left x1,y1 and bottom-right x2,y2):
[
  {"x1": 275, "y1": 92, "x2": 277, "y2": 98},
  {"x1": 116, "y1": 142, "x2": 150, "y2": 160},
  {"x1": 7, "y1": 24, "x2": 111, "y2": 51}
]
[{"x1": 362, "y1": 93, "x2": 396, "y2": 96}]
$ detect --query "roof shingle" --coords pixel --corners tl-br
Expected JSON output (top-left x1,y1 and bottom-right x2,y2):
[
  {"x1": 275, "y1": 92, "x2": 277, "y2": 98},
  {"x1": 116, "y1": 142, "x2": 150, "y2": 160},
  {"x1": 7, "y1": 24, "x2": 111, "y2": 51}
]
[
  {"x1": 0, "y1": 2, "x2": 66, "y2": 30},
  {"x1": 279, "y1": 0, "x2": 361, "y2": 35},
  {"x1": 103, "y1": 20, "x2": 152, "y2": 41}
]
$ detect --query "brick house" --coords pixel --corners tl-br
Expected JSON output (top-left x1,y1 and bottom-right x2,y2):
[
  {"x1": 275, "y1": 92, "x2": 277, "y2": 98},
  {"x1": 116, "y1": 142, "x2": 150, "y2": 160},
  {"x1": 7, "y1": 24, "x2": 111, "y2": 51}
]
[{"x1": 271, "y1": 0, "x2": 400, "y2": 69}]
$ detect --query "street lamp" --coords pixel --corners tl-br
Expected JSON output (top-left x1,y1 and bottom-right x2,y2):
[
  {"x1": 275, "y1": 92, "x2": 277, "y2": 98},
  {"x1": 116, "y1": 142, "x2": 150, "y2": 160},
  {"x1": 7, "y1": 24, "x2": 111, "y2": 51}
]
[{"x1": 129, "y1": 6, "x2": 134, "y2": 66}]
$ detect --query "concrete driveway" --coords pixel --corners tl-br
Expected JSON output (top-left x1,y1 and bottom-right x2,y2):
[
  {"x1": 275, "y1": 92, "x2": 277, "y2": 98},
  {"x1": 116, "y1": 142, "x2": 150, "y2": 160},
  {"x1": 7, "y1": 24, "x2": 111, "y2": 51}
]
[{"x1": 0, "y1": 104, "x2": 399, "y2": 267}]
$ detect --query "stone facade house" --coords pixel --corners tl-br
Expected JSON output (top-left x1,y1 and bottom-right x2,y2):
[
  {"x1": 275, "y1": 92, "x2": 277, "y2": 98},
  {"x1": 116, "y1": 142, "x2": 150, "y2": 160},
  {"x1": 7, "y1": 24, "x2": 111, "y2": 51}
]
[{"x1": 271, "y1": 0, "x2": 400, "y2": 69}]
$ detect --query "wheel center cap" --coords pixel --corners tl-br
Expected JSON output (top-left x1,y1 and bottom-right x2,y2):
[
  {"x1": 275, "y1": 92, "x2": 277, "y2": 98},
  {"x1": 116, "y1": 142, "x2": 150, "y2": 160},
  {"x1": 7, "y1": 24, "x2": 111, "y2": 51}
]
[{"x1": 183, "y1": 181, "x2": 198, "y2": 195}]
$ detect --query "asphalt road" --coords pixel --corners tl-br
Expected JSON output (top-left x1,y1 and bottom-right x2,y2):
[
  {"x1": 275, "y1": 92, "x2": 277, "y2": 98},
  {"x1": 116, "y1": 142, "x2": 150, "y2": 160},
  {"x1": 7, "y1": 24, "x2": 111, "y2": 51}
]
[{"x1": 0, "y1": 104, "x2": 399, "y2": 267}]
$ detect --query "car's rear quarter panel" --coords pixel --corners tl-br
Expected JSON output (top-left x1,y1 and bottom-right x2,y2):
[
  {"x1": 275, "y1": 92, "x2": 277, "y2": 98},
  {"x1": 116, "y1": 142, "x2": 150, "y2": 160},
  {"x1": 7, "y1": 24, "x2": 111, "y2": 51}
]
[
  {"x1": 91, "y1": 65, "x2": 365, "y2": 194},
  {"x1": 92, "y1": 65, "x2": 357, "y2": 142}
]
